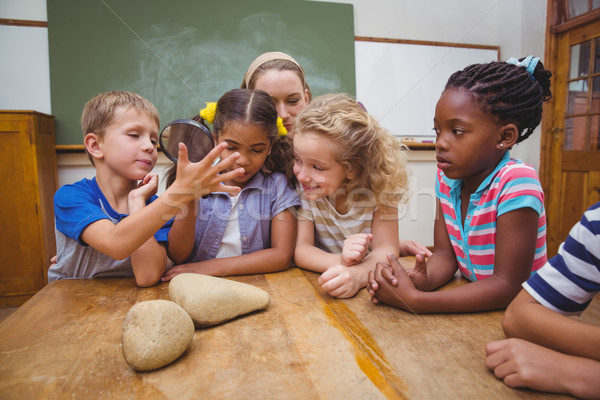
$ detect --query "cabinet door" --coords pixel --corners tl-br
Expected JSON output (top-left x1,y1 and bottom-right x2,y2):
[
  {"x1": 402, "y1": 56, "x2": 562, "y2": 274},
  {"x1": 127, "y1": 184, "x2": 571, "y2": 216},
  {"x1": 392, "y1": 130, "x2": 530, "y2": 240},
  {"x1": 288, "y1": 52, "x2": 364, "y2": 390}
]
[{"x1": 0, "y1": 116, "x2": 45, "y2": 301}]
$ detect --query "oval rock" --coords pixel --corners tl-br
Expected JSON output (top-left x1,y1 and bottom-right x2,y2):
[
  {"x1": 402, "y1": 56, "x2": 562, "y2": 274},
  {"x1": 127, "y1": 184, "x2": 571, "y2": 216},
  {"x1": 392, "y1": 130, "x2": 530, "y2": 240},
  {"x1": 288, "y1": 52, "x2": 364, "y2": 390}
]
[
  {"x1": 121, "y1": 299, "x2": 194, "y2": 371},
  {"x1": 169, "y1": 273, "x2": 270, "y2": 327}
]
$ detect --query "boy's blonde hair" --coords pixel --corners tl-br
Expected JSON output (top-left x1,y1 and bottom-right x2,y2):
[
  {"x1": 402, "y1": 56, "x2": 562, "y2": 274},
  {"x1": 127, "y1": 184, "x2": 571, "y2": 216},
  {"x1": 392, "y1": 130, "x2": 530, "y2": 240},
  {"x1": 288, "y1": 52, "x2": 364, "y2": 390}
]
[
  {"x1": 295, "y1": 93, "x2": 409, "y2": 207},
  {"x1": 81, "y1": 91, "x2": 160, "y2": 164}
]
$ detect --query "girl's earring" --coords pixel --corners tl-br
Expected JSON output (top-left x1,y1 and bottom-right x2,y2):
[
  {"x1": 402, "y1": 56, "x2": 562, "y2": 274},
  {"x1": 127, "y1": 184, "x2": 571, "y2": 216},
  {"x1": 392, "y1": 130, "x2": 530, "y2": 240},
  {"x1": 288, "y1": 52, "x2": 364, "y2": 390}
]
[{"x1": 499, "y1": 143, "x2": 504, "y2": 148}]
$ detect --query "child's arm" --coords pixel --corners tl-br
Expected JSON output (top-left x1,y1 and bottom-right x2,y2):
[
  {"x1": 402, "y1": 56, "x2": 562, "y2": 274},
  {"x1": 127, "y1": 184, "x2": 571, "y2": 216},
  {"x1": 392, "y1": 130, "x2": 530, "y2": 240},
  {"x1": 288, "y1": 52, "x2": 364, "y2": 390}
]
[
  {"x1": 162, "y1": 208, "x2": 297, "y2": 279},
  {"x1": 294, "y1": 217, "x2": 346, "y2": 272},
  {"x1": 502, "y1": 290, "x2": 600, "y2": 361},
  {"x1": 318, "y1": 205, "x2": 400, "y2": 298},
  {"x1": 486, "y1": 338, "x2": 600, "y2": 399},
  {"x1": 370, "y1": 206, "x2": 540, "y2": 313},
  {"x1": 81, "y1": 143, "x2": 243, "y2": 260},
  {"x1": 166, "y1": 200, "x2": 197, "y2": 264},
  {"x1": 126, "y1": 174, "x2": 168, "y2": 286}
]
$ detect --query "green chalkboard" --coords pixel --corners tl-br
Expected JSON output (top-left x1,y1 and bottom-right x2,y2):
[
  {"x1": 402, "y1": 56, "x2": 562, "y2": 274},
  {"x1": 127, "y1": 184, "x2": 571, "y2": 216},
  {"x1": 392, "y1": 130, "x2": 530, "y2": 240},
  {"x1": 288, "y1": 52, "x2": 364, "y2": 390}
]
[{"x1": 47, "y1": 0, "x2": 355, "y2": 146}]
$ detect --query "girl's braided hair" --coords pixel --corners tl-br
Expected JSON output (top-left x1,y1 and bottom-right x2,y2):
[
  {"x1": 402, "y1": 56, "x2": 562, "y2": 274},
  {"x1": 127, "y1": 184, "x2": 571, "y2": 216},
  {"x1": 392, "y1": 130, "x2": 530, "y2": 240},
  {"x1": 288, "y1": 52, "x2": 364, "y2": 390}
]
[{"x1": 445, "y1": 58, "x2": 552, "y2": 143}]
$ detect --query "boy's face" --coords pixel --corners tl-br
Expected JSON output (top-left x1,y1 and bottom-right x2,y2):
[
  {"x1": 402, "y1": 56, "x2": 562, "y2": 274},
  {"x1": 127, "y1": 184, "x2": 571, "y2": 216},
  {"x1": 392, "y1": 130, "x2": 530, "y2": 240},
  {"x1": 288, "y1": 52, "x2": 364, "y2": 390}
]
[{"x1": 97, "y1": 107, "x2": 159, "y2": 181}]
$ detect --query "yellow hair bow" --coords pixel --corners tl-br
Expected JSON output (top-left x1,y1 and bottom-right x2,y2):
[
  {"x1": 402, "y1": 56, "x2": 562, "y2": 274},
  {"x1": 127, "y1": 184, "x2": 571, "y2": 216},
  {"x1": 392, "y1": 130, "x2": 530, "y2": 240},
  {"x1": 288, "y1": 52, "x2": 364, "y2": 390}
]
[
  {"x1": 277, "y1": 117, "x2": 287, "y2": 136},
  {"x1": 199, "y1": 102, "x2": 217, "y2": 124}
]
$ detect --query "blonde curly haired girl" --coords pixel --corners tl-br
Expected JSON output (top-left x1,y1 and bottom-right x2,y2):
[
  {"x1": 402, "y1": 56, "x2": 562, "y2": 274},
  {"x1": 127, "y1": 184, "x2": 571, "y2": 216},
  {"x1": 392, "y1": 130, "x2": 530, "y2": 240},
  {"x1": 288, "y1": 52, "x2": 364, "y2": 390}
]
[{"x1": 293, "y1": 93, "x2": 430, "y2": 298}]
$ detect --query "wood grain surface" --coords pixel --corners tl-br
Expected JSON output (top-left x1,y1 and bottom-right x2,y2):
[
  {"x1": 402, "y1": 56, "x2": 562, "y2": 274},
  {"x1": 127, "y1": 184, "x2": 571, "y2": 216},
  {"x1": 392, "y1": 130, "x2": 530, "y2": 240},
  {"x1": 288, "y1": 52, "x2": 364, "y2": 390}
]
[{"x1": 0, "y1": 259, "x2": 591, "y2": 399}]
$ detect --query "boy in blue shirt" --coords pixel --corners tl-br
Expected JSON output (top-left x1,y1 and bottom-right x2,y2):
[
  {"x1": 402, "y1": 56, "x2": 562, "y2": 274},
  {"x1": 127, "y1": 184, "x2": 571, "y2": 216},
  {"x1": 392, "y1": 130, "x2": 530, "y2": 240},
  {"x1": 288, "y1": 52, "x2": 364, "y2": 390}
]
[{"x1": 49, "y1": 91, "x2": 243, "y2": 286}]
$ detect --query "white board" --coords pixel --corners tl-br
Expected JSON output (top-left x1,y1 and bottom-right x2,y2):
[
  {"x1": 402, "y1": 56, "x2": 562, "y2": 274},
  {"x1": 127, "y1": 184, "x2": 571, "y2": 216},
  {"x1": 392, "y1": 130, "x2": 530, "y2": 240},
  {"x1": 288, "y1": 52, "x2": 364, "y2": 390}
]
[{"x1": 355, "y1": 39, "x2": 499, "y2": 140}]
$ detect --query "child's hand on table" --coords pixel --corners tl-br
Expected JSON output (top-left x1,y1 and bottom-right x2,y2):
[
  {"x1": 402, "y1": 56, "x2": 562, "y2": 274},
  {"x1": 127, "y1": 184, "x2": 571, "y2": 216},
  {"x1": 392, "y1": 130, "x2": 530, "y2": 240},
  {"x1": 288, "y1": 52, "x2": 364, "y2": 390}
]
[
  {"x1": 399, "y1": 239, "x2": 432, "y2": 257},
  {"x1": 341, "y1": 233, "x2": 373, "y2": 266},
  {"x1": 318, "y1": 264, "x2": 365, "y2": 299},
  {"x1": 406, "y1": 252, "x2": 431, "y2": 291},
  {"x1": 368, "y1": 253, "x2": 420, "y2": 311}
]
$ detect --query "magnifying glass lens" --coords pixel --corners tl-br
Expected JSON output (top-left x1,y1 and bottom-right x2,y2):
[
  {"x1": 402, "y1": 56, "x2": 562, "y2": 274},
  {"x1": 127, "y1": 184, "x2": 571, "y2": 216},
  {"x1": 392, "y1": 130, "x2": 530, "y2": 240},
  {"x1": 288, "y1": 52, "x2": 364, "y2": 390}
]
[{"x1": 159, "y1": 119, "x2": 214, "y2": 163}]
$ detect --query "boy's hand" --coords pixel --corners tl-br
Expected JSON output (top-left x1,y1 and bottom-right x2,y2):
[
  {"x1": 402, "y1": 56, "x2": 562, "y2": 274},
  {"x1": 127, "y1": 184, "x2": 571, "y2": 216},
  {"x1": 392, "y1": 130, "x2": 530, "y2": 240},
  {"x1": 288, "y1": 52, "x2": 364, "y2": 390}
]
[
  {"x1": 128, "y1": 173, "x2": 159, "y2": 213},
  {"x1": 318, "y1": 264, "x2": 365, "y2": 298},
  {"x1": 174, "y1": 142, "x2": 244, "y2": 199},
  {"x1": 406, "y1": 252, "x2": 430, "y2": 290},
  {"x1": 341, "y1": 233, "x2": 373, "y2": 266},
  {"x1": 399, "y1": 239, "x2": 432, "y2": 257},
  {"x1": 485, "y1": 338, "x2": 599, "y2": 397}
]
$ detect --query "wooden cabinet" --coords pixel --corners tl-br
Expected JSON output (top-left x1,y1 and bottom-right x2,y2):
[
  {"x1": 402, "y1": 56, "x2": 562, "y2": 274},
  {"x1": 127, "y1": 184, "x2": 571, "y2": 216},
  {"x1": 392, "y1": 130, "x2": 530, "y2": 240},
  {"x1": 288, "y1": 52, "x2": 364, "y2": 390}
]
[{"x1": 0, "y1": 111, "x2": 57, "y2": 306}]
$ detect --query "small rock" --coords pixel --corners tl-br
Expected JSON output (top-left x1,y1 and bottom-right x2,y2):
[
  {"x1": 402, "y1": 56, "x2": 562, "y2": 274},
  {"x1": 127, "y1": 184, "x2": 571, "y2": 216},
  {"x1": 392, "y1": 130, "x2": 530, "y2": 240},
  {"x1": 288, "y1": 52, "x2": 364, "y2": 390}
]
[
  {"x1": 169, "y1": 273, "x2": 270, "y2": 327},
  {"x1": 121, "y1": 300, "x2": 194, "y2": 371}
]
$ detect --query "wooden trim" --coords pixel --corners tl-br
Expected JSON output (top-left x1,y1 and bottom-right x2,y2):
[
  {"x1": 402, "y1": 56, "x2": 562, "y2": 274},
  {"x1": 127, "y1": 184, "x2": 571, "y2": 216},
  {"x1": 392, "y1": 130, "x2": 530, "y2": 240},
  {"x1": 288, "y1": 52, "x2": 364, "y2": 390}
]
[
  {"x1": 406, "y1": 143, "x2": 435, "y2": 150},
  {"x1": 355, "y1": 36, "x2": 500, "y2": 57},
  {"x1": 55, "y1": 144, "x2": 167, "y2": 153},
  {"x1": 0, "y1": 18, "x2": 47, "y2": 28},
  {"x1": 552, "y1": 8, "x2": 600, "y2": 33},
  {"x1": 55, "y1": 145, "x2": 85, "y2": 152},
  {"x1": 540, "y1": 0, "x2": 558, "y2": 194}
]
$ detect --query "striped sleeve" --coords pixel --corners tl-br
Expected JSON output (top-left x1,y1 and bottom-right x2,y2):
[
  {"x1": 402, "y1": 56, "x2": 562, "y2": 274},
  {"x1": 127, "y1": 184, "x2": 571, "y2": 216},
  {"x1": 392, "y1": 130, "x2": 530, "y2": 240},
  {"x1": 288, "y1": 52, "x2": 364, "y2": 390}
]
[{"x1": 523, "y1": 202, "x2": 600, "y2": 315}]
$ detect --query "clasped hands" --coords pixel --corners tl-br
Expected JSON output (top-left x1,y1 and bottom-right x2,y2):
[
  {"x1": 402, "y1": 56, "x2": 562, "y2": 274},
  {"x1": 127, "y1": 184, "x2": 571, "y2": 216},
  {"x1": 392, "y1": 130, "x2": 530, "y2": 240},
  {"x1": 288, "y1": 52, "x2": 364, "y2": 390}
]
[{"x1": 366, "y1": 252, "x2": 430, "y2": 311}]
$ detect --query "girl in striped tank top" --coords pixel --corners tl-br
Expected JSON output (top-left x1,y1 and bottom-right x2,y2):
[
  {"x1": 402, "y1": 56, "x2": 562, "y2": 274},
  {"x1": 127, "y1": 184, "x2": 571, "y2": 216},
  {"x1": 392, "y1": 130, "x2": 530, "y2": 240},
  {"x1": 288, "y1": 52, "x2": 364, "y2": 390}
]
[
  {"x1": 293, "y1": 93, "x2": 431, "y2": 298},
  {"x1": 368, "y1": 56, "x2": 552, "y2": 313}
]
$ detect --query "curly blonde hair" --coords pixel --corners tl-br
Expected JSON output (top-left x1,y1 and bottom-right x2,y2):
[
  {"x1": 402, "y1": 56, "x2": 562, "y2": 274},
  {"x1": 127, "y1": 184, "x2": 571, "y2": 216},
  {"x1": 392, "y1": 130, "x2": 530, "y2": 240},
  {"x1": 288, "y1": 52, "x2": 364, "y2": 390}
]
[{"x1": 294, "y1": 93, "x2": 409, "y2": 207}]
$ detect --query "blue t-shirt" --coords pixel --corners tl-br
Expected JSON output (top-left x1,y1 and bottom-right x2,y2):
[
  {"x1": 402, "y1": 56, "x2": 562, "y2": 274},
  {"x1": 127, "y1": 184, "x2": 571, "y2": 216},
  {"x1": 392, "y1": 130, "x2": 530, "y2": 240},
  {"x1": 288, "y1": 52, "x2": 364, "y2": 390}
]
[{"x1": 48, "y1": 177, "x2": 171, "y2": 281}]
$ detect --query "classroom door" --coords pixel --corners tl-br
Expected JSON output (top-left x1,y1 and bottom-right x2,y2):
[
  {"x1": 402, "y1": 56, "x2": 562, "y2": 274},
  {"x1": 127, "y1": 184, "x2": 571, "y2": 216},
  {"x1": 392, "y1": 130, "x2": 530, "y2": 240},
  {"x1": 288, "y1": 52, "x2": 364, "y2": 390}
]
[{"x1": 544, "y1": 19, "x2": 600, "y2": 256}]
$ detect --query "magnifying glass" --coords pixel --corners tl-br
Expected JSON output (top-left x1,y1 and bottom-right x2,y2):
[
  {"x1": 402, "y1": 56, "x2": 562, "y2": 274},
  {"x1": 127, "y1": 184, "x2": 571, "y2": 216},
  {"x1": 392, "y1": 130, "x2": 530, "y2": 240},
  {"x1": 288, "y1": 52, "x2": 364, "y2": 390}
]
[{"x1": 159, "y1": 118, "x2": 215, "y2": 163}]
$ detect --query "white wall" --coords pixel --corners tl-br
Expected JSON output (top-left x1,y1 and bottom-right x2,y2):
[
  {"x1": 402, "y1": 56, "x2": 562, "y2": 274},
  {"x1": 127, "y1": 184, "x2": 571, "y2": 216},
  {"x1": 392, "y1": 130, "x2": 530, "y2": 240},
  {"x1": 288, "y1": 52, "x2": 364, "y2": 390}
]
[{"x1": 0, "y1": 0, "x2": 547, "y2": 247}]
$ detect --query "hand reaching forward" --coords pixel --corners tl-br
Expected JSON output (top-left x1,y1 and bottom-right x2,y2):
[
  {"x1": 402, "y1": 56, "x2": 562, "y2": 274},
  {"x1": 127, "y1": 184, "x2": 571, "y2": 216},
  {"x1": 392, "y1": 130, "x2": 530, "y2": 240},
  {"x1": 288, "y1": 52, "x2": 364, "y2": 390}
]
[
  {"x1": 341, "y1": 233, "x2": 373, "y2": 266},
  {"x1": 171, "y1": 142, "x2": 244, "y2": 200}
]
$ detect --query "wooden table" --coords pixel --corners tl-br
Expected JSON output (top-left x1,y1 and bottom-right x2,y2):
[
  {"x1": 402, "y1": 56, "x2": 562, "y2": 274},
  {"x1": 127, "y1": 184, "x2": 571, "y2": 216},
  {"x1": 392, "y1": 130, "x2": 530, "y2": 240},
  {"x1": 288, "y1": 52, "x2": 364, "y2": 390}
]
[{"x1": 1, "y1": 259, "x2": 595, "y2": 399}]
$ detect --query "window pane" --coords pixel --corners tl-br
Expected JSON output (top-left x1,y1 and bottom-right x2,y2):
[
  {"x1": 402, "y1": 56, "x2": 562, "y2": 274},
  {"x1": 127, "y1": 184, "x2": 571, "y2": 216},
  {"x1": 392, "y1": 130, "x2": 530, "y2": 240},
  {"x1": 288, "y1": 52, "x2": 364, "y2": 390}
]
[
  {"x1": 565, "y1": 116, "x2": 588, "y2": 150},
  {"x1": 592, "y1": 77, "x2": 600, "y2": 113},
  {"x1": 593, "y1": 0, "x2": 600, "y2": 9},
  {"x1": 567, "y1": 79, "x2": 589, "y2": 114},
  {"x1": 570, "y1": 41, "x2": 591, "y2": 79},
  {"x1": 569, "y1": 0, "x2": 590, "y2": 18},
  {"x1": 591, "y1": 115, "x2": 600, "y2": 150}
]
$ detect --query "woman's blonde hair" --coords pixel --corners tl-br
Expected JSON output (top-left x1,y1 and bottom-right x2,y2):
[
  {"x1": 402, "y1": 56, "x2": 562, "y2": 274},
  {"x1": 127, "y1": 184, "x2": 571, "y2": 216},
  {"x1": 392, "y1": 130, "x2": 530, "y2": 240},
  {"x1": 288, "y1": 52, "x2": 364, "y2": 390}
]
[{"x1": 294, "y1": 93, "x2": 408, "y2": 207}]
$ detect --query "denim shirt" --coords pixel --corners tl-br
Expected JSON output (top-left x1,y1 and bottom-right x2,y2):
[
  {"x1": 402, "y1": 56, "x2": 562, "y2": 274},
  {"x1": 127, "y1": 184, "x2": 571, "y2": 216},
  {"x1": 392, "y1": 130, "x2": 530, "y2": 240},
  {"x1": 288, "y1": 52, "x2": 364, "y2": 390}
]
[{"x1": 188, "y1": 171, "x2": 300, "y2": 262}]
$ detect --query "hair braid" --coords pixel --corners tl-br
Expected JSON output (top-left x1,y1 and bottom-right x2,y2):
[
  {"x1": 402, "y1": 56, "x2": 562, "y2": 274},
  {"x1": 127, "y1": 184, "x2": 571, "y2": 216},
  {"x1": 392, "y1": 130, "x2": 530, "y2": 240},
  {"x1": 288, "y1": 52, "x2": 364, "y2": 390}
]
[{"x1": 445, "y1": 59, "x2": 552, "y2": 143}]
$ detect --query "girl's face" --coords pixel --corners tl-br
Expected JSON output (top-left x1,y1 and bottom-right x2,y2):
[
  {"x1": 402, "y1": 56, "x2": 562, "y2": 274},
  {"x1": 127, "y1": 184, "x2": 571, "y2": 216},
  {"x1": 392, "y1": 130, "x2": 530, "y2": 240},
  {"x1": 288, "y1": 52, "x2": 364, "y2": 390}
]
[
  {"x1": 217, "y1": 121, "x2": 271, "y2": 189},
  {"x1": 433, "y1": 88, "x2": 506, "y2": 189},
  {"x1": 254, "y1": 70, "x2": 309, "y2": 138},
  {"x1": 293, "y1": 132, "x2": 354, "y2": 202}
]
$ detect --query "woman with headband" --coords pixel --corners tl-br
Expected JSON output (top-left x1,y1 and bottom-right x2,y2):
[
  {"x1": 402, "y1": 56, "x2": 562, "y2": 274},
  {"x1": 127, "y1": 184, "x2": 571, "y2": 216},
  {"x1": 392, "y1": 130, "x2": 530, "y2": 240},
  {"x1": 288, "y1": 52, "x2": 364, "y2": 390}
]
[{"x1": 242, "y1": 51, "x2": 312, "y2": 138}]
